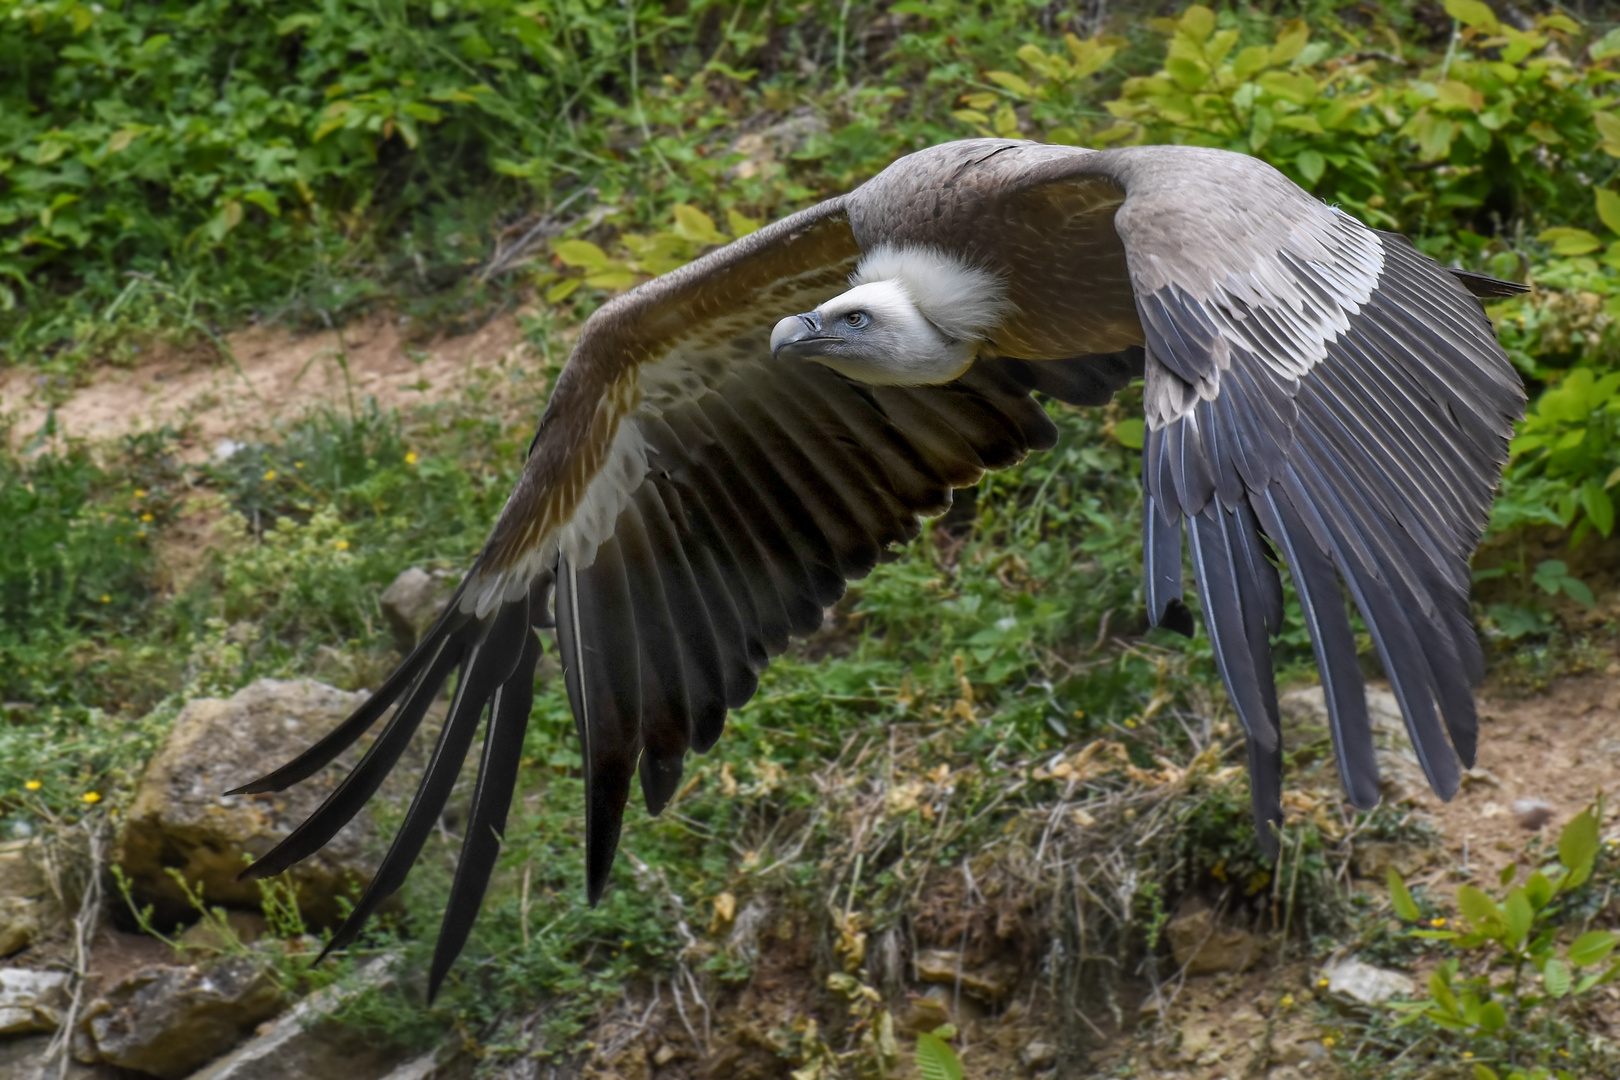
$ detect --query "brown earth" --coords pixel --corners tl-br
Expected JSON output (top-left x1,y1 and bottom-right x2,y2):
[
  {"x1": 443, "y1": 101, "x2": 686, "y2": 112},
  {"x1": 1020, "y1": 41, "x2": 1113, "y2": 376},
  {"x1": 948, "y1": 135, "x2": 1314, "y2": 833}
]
[{"x1": 0, "y1": 308, "x2": 538, "y2": 458}]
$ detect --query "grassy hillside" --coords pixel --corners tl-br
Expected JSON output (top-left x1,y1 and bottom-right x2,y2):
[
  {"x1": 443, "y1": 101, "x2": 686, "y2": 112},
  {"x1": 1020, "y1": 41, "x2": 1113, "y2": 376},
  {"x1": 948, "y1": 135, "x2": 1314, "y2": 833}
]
[{"x1": 8, "y1": 1, "x2": 1620, "y2": 1076}]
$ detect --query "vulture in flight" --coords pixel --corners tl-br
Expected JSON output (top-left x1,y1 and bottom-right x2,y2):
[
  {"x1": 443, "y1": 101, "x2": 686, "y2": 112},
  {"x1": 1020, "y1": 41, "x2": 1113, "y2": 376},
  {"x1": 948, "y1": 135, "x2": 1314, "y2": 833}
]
[{"x1": 231, "y1": 139, "x2": 1526, "y2": 993}]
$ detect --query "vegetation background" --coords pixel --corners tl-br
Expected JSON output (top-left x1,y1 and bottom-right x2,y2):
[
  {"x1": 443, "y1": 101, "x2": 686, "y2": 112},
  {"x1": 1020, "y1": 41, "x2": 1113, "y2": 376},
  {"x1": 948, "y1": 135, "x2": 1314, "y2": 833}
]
[{"x1": 8, "y1": 0, "x2": 1620, "y2": 1077}]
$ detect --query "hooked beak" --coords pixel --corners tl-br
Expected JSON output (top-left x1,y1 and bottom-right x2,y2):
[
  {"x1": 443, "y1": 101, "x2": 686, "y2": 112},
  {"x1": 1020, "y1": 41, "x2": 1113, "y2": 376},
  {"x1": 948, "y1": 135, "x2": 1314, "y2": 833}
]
[{"x1": 770, "y1": 311, "x2": 828, "y2": 359}]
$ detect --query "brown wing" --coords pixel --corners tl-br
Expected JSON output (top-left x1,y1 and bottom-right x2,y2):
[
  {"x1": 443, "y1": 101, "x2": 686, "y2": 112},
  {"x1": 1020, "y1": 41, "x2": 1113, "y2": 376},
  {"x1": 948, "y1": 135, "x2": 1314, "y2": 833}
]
[{"x1": 227, "y1": 190, "x2": 1139, "y2": 995}]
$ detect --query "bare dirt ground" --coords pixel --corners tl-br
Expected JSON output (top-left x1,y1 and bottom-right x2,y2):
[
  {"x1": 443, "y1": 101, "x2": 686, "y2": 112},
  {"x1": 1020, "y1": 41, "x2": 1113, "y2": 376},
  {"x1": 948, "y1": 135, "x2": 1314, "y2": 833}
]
[{"x1": 0, "y1": 309, "x2": 532, "y2": 457}]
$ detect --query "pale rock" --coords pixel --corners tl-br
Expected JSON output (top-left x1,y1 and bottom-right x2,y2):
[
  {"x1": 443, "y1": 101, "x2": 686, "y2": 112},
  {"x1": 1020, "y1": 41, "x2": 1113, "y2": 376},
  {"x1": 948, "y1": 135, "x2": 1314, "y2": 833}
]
[
  {"x1": 0, "y1": 1033, "x2": 100, "y2": 1079},
  {"x1": 1019, "y1": 1040, "x2": 1058, "y2": 1070},
  {"x1": 115, "y1": 678, "x2": 429, "y2": 928},
  {"x1": 1167, "y1": 899, "x2": 1264, "y2": 976},
  {"x1": 1351, "y1": 840, "x2": 1436, "y2": 880},
  {"x1": 0, "y1": 841, "x2": 61, "y2": 957},
  {"x1": 895, "y1": 988, "x2": 951, "y2": 1035},
  {"x1": 84, "y1": 955, "x2": 282, "y2": 1078},
  {"x1": 379, "y1": 567, "x2": 456, "y2": 653},
  {"x1": 727, "y1": 112, "x2": 829, "y2": 180},
  {"x1": 1279, "y1": 686, "x2": 1427, "y2": 803},
  {"x1": 189, "y1": 957, "x2": 410, "y2": 1080},
  {"x1": 1513, "y1": 798, "x2": 1555, "y2": 831},
  {"x1": 913, "y1": 948, "x2": 1015, "y2": 1001},
  {"x1": 1321, "y1": 956, "x2": 1415, "y2": 1006},
  {"x1": 0, "y1": 969, "x2": 69, "y2": 1035}
]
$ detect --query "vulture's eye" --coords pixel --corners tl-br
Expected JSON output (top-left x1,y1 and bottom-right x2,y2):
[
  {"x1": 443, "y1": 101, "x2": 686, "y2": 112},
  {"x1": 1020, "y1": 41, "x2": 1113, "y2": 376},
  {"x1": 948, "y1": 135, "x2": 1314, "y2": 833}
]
[{"x1": 843, "y1": 311, "x2": 869, "y2": 328}]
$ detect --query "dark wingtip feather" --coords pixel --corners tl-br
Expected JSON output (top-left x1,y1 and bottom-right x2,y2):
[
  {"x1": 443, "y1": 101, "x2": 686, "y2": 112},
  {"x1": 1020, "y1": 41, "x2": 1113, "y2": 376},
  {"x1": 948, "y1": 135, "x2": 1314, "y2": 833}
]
[
  {"x1": 1448, "y1": 268, "x2": 1530, "y2": 298},
  {"x1": 427, "y1": 627, "x2": 542, "y2": 1001},
  {"x1": 1159, "y1": 598, "x2": 1196, "y2": 638}
]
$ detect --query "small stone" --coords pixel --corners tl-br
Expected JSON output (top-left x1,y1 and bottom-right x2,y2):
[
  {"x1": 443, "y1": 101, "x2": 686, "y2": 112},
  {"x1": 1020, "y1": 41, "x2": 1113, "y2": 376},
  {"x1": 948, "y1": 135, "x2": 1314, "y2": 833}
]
[
  {"x1": 1514, "y1": 799, "x2": 1555, "y2": 831},
  {"x1": 1352, "y1": 840, "x2": 1436, "y2": 880},
  {"x1": 896, "y1": 990, "x2": 951, "y2": 1035},
  {"x1": 85, "y1": 955, "x2": 285, "y2": 1079},
  {"x1": 0, "y1": 969, "x2": 70, "y2": 1035},
  {"x1": 379, "y1": 567, "x2": 456, "y2": 653},
  {"x1": 653, "y1": 1043, "x2": 678, "y2": 1066},
  {"x1": 1019, "y1": 1040, "x2": 1058, "y2": 1070},
  {"x1": 1321, "y1": 957, "x2": 1415, "y2": 1006},
  {"x1": 913, "y1": 949, "x2": 1015, "y2": 1001},
  {"x1": 1166, "y1": 900, "x2": 1264, "y2": 976},
  {"x1": 0, "y1": 840, "x2": 61, "y2": 957}
]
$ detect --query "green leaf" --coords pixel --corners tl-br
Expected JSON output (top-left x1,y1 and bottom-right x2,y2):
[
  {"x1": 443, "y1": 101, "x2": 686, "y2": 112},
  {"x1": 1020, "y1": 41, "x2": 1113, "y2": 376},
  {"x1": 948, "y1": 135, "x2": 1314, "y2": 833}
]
[
  {"x1": 1597, "y1": 189, "x2": 1620, "y2": 237},
  {"x1": 1498, "y1": 862, "x2": 1517, "y2": 887},
  {"x1": 1113, "y1": 418, "x2": 1145, "y2": 450},
  {"x1": 1583, "y1": 480, "x2": 1615, "y2": 537},
  {"x1": 1269, "y1": 19, "x2": 1309, "y2": 65},
  {"x1": 1388, "y1": 868, "x2": 1421, "y2": 921},
  {"x1": 1544, "y1": 956, "x2": 1572, "y2": 998},
  {"x1": 1478, "y1": 999, "x2": 1507, "y2": 1032},
  {"x1": 671, "y1": 204, "x2": 729, "y2": 246},
  {"x1": 1295, "y1": 149, "x2": 1325, "y2": 185},
  {"x1": 986, "y1": 71, "x2": 1035, "y2": 97},
  {"x1": 241, "y1": 191, "x2": 280, "y2": 218},
  {"x1": 915, "y1": 1032, "x2": 964, "y2": 1080},
  {"x1": 545, "y1": 279, "x2": 581, "y2": 304},
  {"x1": 1429, "y1": 967, "x2": 1461, "y2": 1015},
  {"x1": 1473, "y1": 1064, "x2": 1502, "y2": 1080},
  {"x1": 1179, "y1": 5, "x2": 1216, "y2": 43},
  {"x1": 1570, "y1": 931, "x2": 1619, "y2": 967},
  {"x1": 1444, "y1": 0, "x2": 1500, "y2": 31},
  {"x1": 1559, "y1": 806, "x2": 1600, "y2": 879},
  {"x1": 1456, "y1": 883, "x2": 1500, "y2": 929},
  {"x1": 1503, "y1": 887, "x2": 1533, "y2": 946},
  {"x1": 726, "y1": 209, "x2": 761, "y2": 238},
  {"x1": 1538, "y1": 227, "x2": 1603, "y2": 255},
  {"x1": 552, "y1": 239, "x2": 611, "y2": 271}
]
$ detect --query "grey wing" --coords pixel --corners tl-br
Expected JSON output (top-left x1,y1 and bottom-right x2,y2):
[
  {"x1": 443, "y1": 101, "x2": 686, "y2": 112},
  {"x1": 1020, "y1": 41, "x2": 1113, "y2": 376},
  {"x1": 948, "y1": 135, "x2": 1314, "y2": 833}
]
[{"x1": 1090, "y1": 146, "x2": 1523, "y2": 848}]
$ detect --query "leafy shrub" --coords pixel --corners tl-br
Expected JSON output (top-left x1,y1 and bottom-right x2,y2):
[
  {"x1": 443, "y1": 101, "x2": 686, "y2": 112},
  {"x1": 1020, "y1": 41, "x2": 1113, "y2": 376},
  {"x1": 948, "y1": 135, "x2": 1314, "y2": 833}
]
[{"x1": 1386, "y1": 804, "x2": 1620, "y2": 1077}]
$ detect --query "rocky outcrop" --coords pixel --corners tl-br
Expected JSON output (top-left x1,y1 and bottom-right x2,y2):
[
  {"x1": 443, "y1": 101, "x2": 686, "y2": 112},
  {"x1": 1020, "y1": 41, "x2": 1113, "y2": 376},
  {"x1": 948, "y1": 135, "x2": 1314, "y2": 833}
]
[
  {"x1": 189, "y1": 957, "x2": 412, "y2": 1080},
  {"x1": 0, "y1": 969, "x2": 69, "y2": 1036},
  {"x1": 114, "y1": 679, "x2": 404, "y2": 928},
  {"x1": 82, "y1": 955, "x2": 285, "y2": 1078}
]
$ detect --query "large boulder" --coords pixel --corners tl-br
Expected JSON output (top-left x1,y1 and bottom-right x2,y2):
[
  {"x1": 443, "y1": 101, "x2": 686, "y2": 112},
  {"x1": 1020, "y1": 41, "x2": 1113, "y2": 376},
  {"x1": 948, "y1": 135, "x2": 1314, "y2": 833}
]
[
  {"x1": 189, "y1": 957, "x2": 412, "y2": 1080},
  {"x1": 0, "y1": 842, "x2": 62, "y2": 958},
  {"x1": 82, "y1": 955, "x2": 285, "y2": 1078},
  {"x1": 115, "y1": 678, "x2": 425, "y2": 928}
]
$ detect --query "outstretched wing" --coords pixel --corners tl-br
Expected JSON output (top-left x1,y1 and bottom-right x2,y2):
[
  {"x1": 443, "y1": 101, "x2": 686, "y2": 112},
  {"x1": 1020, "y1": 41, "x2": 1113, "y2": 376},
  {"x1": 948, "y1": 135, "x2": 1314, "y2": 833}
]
[
  {"x1": 230, "y1": 194, "x2": 1139, "y2": 994},
  {"x1": 1036, "y1": 145, "x2": 1523, "y2": 848}
]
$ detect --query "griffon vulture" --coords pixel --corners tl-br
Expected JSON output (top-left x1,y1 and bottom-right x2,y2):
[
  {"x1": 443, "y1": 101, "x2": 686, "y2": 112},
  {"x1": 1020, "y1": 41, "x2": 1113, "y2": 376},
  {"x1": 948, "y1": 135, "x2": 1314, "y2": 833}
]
[{"x1": 231, "y1": 139, "x2": 1527, "y2": 993}]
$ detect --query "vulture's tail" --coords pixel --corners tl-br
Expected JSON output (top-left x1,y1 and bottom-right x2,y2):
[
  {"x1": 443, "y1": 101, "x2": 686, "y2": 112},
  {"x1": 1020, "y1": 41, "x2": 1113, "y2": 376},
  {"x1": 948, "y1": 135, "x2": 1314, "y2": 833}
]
[{"x1": 229, "y1": 571, "x2": 554, "y2": 1002}]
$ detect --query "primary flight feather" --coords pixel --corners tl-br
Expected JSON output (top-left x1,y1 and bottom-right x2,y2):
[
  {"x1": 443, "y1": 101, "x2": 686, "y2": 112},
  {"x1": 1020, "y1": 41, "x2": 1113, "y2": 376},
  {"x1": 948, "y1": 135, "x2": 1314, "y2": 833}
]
[{"x1": 231, "y1": 139, "x2": 1526, "y2": 995}]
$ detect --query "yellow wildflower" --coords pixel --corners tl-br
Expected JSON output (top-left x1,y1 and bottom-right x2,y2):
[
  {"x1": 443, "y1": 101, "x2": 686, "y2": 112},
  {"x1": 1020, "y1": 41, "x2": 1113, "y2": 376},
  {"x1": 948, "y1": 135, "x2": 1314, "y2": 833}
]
[
  {"x1": 405, "y1": 451, "x2": 419, "y2": 465},
  {"x1": 1430, "y1": 917, "x2": 1447, "y2": 928},
  {"x1": 23, "y1": 781, "x2": 41, "y2": 792},
  {"x1": 334, "y1": 539, "x2": 350, "y2": 551},
  {"x1": 140, "y1": 513, "x2": 153, "y2": 522},
  {"x1": 82, "y1": 792, "x2": 101, "y2": 805},
  {"x1": 263, "y1": 469, "x2": 277, "y2": 481}
]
